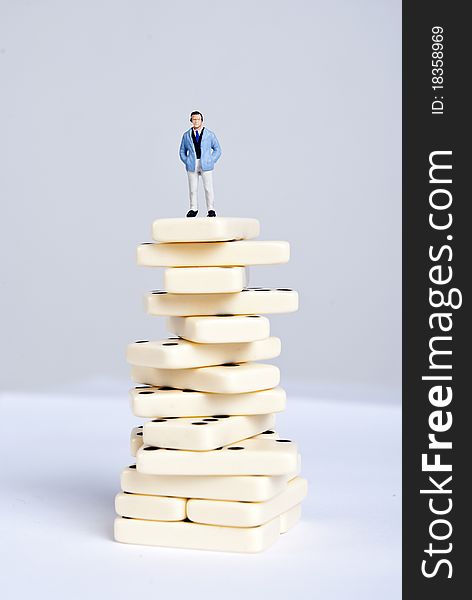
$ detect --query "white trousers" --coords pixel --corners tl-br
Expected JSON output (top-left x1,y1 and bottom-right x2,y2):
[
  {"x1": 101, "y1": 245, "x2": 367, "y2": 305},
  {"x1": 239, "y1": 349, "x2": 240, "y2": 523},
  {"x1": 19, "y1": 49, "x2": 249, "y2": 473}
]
[{"x1": 187, "y1": 158, "x2": 214, "y2": 211}]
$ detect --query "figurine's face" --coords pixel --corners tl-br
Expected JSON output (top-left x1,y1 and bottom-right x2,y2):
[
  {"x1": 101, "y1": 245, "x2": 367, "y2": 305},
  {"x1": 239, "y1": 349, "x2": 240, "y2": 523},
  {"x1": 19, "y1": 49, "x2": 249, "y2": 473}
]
[{"x1": 191, "y1": 114, "x2": 203, "y2": 129}]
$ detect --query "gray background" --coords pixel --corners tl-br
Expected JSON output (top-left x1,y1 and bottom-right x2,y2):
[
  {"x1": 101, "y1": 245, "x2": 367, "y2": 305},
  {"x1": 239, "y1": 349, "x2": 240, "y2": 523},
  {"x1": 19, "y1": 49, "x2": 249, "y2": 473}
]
[{"x1": 0, "y1": 0, "x2": 401, "y2": 397}]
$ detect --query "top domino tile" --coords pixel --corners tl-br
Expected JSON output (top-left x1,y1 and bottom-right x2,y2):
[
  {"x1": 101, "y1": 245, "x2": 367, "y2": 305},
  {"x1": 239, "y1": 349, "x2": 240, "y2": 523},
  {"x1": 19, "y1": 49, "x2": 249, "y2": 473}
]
[
  {"x1": 152, "y1": 217, "x2": 260, "y2": 243},
  {"x1": 137, "y1": 240, "x2": 289, "y2": 267}
]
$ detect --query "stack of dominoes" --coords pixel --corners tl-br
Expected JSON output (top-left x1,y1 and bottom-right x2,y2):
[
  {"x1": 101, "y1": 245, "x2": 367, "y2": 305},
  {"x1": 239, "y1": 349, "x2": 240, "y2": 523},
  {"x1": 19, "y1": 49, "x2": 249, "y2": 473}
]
[{"x1": 114, "y1": 217, "x2": 307, "y2": 553}]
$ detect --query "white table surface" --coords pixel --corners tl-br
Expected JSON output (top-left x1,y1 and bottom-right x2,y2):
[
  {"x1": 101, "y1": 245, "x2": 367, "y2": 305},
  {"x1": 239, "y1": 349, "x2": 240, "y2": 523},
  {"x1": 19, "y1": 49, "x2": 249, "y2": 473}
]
[{"x1": 0, "y1": 385, "x2": 401, "y2": 600}]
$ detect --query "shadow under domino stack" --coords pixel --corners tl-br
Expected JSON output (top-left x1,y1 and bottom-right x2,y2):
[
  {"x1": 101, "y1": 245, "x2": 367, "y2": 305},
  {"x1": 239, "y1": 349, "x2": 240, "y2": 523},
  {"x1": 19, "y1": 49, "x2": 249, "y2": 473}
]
[{"x1": 115, "y1": 217, "x2": 307, "y2": 553}]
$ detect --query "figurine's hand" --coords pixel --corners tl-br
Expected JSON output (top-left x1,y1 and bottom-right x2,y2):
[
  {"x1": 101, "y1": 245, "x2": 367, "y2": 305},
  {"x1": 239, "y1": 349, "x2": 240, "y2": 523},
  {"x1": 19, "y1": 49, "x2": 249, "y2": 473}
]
[{"x1": 211, "y1": 134, "x2": 222, "y2": 164}]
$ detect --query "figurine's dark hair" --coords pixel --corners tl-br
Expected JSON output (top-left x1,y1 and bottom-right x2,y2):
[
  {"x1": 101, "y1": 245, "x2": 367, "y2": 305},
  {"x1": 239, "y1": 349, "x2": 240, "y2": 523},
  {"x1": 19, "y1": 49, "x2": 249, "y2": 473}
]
[{"x1": 190, "y1": 111, "x2": 204, "y2": 121}]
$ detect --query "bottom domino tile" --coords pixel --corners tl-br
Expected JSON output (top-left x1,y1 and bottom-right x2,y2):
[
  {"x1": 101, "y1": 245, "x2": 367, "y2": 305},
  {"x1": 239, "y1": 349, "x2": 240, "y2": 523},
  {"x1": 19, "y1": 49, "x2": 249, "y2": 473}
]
[
  {"x1": 114, "y1": 514, "x2": 280, "y2": 553},
  {"x1": 186, "y1": 476, "x2": 308, "y2": 527},
  {"x1": 115, "y1": 492, "x2": 187, "y2": 521},
  {"x1": 280, "y1": 504, "x2": 302, "y2": 534}
]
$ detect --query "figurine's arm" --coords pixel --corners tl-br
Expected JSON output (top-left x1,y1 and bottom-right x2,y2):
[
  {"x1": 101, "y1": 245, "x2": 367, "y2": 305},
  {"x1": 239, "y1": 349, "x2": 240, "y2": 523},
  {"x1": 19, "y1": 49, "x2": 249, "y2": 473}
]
[
  {"x1": 179, "y1": 134, "x2": 188, "y2": 164},
  {"x1": 210, "y1": 133, "x2": 222, "y2": 164}
]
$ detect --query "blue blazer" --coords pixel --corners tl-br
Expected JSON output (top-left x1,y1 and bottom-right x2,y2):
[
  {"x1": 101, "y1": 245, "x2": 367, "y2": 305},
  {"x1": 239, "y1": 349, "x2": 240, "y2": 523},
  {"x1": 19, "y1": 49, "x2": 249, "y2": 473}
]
[{"x1": 179, "y1": 128, "x2": 222, "y2": 172}]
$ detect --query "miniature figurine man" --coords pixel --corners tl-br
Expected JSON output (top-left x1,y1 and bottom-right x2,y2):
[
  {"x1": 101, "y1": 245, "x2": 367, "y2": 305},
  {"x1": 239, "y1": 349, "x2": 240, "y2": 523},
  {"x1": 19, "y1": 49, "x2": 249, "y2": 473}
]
[{"x1": 179, "y1": 111, "x2": 222, "y2": 217}]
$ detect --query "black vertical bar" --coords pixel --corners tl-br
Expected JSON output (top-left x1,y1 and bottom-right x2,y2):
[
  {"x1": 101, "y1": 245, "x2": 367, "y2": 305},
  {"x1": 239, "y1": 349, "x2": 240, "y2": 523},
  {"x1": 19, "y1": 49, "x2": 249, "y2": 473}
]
[{"x1": 403, "y1": 2, "x2": 469, "y2": 598}]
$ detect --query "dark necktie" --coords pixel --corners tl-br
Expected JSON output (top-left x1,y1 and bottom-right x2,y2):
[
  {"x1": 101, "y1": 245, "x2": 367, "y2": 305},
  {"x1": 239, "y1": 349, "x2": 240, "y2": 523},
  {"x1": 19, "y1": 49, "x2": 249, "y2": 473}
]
[{"x1": 195, "y1": 131, "x2": 199, "y2": 142}]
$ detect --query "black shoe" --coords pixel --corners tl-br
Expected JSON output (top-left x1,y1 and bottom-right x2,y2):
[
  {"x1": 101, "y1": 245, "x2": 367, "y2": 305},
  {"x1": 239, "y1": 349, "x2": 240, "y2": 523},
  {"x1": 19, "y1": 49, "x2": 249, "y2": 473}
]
[
  {"x1": 186, "y1": 210, "x2": 198, "y2": 217},
  {"x1": 207, "y1": 210, "x2": 216, "y2": 217}
]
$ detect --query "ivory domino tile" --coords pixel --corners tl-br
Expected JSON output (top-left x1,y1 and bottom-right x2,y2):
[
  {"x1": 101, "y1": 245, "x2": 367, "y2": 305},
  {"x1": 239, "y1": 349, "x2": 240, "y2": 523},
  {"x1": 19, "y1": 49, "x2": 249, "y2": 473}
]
[
  {"x1": 186, "y1": 476, "x2": 308, "y2": 527},
  {"x1": 137, "y1": 240, "x2": 289, "y2": 267},
  {"x1": 146, "y1": 287, "x2": 298, "y2": 316},
  {"x1": 115, "y1": 492, "x2": 186, "y2": 521},
  {"x1": 131, "y1": 362, "x2": 280, "y2": 394},
  {"x1": 120, "y1": 465, "x2": 292, "y2": 502},
  {"x1": 152, "y1": 217, "x2": 260, "y2": 243},
  {"x1": 167, "y1": 315, "x2": 270, "y2": 344},
  {"x1": 164, "y1": 266, "x2": 246, "y2": 294},
  {"x1": 131, "y1": 424, "x2": 284, "y2": 457},
  {"x1": 130, "y1": 386, "x2": 286, "y2": 418},
  {"x1": 143, "y1": 413, "x2": 275, "y2": 451},
  {"x1": 114, "y1": 514, "x2": 279, "y2": 553},
  {"x1": 127, "y1": 337, "x2": 281, "y2": 370},
  {"x1": 136, "y1": 436, "x2": 298, "y2": 476}
]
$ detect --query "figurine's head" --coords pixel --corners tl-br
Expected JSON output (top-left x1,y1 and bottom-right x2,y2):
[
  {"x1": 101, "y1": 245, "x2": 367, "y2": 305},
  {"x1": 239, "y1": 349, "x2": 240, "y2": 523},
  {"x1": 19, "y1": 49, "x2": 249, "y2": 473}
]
[{"x1": 190, "y1": 111, "x2": 203, "y2": 129}]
